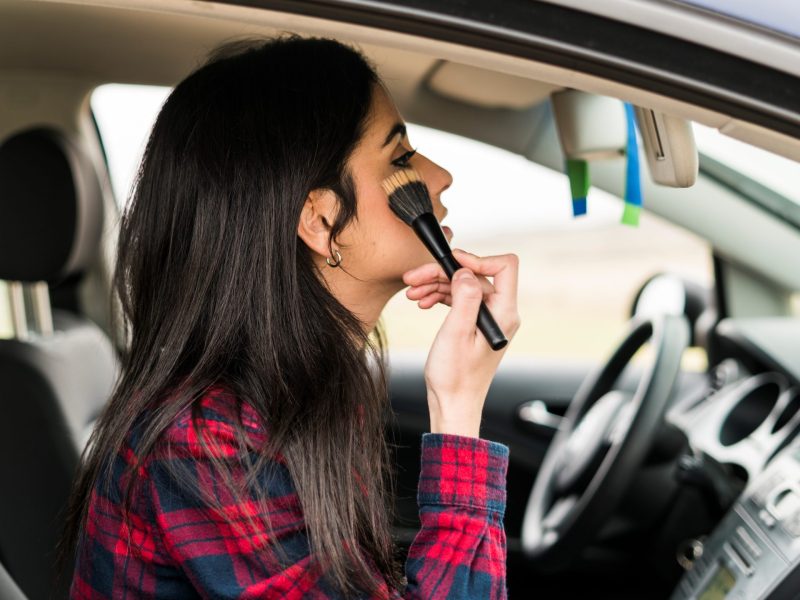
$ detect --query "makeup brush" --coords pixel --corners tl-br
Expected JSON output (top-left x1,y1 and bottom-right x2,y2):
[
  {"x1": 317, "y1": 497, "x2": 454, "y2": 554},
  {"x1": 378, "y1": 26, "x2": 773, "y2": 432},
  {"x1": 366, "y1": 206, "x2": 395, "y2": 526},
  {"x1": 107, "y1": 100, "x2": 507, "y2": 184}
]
[{"x1": 381, "y1": 168, "x2": 508, "y2": 351}]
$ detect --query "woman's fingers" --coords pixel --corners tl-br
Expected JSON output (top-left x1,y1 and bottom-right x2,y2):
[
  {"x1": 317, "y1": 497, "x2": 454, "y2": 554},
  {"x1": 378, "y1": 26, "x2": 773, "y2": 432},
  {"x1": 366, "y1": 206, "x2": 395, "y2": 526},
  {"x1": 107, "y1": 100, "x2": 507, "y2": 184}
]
[
  {"x1": 451, "y1": 249, "x2": 518, "y2": 295},
  {"x1": 403, "y1": 252, "x2": 520, "y2": 336},
  {"x1": 406, "y1": 282, "x2": 443, "y2": 300},
  {"x1": 439, "y1": 269, "x2": 484, "y2": 338},
  {"x1": 450, "y1": 250, "x2": 520, "y2": 336},
  {"x1": 451, "y1": 250, "x2": 518, "y2": 306},
  {"x1": 403, "y1": 262, "x2": 447, "y2": 287},
  {"x1": 403, "y1": 263, "x2": 495, "y2": 300},
  {"x1": 406, "y1": 278, "x2": 494, "y2": 300},
  {"x1": 417, "y1": 292, "x2": 450, "y2": 309}
]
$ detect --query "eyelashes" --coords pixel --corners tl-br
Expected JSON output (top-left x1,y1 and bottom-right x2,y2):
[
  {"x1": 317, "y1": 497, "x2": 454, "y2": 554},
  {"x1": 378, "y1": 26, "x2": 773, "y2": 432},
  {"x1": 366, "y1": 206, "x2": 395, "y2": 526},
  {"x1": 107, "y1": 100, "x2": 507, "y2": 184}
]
[{"x1": 391, "y1": 147, "x2": 417, "y2": 168}]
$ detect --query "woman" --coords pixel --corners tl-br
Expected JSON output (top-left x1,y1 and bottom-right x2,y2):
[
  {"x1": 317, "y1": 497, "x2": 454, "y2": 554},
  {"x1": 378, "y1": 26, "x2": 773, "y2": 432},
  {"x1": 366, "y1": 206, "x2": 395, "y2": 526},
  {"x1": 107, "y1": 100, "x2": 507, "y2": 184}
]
[{"x1": 61, "y1": 34, "x2": 520, "y2": 599}]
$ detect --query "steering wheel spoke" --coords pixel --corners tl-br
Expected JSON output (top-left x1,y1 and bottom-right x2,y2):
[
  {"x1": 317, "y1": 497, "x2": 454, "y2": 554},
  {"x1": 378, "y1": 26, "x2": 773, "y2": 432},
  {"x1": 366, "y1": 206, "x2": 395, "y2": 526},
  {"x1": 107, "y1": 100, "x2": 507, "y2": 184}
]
[
  {"x1": 522, "y1": 315, "x2": 690, "y2": 568},
  {"x1": 542, "y1": 494, "x2": 579, "y2": 531}
]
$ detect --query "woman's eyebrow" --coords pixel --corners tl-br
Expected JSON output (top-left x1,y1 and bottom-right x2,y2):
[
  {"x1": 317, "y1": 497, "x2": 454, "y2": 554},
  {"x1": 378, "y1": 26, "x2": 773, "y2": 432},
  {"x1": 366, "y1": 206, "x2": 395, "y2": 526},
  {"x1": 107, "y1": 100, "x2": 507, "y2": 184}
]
[{"x1": 382, "y1": 122, "x2": 406, "y2": 148}]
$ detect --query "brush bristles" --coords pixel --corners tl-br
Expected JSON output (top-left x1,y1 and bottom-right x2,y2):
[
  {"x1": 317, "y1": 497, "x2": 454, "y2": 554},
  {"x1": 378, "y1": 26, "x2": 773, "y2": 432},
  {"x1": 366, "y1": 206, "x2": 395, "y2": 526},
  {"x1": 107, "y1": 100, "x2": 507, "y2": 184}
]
[{"x1": 380, "y1": 168, "x2": 433, "y2": 225}]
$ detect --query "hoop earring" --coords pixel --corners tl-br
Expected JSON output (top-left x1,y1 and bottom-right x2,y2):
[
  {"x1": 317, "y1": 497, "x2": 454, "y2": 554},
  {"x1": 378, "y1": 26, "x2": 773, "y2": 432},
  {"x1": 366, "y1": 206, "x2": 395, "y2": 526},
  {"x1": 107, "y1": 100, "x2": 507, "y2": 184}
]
[{"x1": 326, "y1": 249, "x2": 342, "y2": 268}]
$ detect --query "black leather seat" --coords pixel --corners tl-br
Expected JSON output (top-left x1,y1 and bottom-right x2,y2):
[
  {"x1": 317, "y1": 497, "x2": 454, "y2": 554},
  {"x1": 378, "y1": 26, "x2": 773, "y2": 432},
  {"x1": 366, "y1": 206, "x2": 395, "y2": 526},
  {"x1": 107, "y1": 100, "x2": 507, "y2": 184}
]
[{"x1": 0, "y1": 127, "x2": 118, "y2": 600}]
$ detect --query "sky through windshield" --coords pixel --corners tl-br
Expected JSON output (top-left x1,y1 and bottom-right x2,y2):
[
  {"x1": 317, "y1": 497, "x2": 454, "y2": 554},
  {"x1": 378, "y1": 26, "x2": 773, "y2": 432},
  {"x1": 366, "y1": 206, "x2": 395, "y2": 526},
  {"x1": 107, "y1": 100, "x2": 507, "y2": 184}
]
[{"x1": 672, "y1": 0, "x2": 800, "y2": 39}]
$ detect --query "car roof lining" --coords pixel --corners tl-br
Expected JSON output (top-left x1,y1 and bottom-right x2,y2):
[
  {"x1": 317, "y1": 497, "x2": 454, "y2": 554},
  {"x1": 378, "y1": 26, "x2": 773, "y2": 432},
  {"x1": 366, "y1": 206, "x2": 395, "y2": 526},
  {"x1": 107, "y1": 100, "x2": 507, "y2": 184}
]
[
  {"x1": 2, "y1": 0, "x2": 794, "y2": 159},
  {"x1": 2, "y1": 0, "x2": 800, "y2": 295},
  {"x1": 425, "y1": 61, "x2": 562, "y2": 110}
]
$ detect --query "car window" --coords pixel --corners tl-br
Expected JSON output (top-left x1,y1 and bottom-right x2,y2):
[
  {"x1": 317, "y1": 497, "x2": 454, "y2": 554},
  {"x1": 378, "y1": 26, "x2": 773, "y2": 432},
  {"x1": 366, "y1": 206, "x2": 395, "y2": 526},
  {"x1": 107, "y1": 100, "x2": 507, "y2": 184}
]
[
  {"x1": 91, "y1": 84, "x2": 712, "y2": 370},
  {"x1": 693, "y1": 123, "x2": 800, "y2": 223},
  {"x1": 670, "y1": 0, "x2": 800, "y2": 40},
  {"x1": 91, "y1": 84, "x2": 171, "y2": 207}
]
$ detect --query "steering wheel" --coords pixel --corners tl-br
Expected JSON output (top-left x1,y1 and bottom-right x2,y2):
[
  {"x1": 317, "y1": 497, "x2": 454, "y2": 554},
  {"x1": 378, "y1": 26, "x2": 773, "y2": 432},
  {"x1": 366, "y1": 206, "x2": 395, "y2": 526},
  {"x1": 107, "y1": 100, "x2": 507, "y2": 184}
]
[{"x1": 521, "y1": 314, "x2": 689, "y2": 568}]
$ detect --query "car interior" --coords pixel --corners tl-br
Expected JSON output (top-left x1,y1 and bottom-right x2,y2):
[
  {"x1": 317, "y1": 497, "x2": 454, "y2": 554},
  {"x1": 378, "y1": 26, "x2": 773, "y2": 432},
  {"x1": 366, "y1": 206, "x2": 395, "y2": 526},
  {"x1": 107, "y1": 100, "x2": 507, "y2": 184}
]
[{"x1": 1, "y1": 1, "x2": 800, "y2": 599}]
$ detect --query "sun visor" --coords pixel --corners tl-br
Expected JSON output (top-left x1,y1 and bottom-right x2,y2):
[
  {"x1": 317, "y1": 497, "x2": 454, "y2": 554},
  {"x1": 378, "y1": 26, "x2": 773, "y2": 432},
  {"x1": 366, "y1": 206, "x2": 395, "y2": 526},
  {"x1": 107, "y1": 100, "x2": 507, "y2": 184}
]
[
  {"x1": 550, "y1": 90, "x2": 627, "y2": 160},
  {"x1": 551, "y1": 89, "x2": 698, "y2": 188},
  {"x1": 426, "y1": 61, "x2": 560, "y2": 109},
  {"x1": 633, "y1": 107, "x2": 698, "y2": 188},
  {"x1": 550, "y1": 90, "x2": 643, "y2": 225}
]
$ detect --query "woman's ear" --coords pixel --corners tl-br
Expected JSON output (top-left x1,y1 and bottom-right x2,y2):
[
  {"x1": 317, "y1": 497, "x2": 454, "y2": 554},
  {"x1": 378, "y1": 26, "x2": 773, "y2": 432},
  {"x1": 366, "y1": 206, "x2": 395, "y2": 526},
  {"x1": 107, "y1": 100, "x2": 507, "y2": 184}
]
[{"x1": 297, "y1": 188, "x2": 339, "y2": 258}]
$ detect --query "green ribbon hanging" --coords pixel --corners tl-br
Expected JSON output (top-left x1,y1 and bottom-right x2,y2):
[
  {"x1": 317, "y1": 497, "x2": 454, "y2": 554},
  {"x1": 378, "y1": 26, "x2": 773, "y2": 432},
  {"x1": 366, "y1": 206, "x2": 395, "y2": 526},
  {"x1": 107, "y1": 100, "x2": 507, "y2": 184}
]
[{"x1": 566, "y1": 158, "x2": 589, "y2": 217}]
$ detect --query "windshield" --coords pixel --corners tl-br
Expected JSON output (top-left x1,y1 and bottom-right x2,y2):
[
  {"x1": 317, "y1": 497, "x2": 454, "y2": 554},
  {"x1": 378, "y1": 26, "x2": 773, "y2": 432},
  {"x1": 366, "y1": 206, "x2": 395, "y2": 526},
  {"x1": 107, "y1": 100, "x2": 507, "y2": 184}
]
[
  {"x1": 672, "y1": 0, "x2": 800, "y2": 40},
  {"x1": 692, "y1": 123, "x2": 800, "y2": 228}
]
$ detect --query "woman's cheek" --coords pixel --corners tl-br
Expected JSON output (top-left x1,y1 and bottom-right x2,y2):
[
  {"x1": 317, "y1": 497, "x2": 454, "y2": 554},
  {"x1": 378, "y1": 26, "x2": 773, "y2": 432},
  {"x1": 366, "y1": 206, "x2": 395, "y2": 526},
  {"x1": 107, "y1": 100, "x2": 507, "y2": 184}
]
[
  {"x1": 363, "y1": 218, "x2": 425, "y2": 277},
  {"x1": 357, "y1": 187, "x2": 430, "y2": 274}
]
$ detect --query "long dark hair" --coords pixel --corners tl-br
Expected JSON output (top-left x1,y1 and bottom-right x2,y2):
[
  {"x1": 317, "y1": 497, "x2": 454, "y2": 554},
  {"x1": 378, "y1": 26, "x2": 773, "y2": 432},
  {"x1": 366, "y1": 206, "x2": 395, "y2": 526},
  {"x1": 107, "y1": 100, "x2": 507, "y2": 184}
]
[{"x1": 59, "y1": 34, "x2": 403, "y2": 597}]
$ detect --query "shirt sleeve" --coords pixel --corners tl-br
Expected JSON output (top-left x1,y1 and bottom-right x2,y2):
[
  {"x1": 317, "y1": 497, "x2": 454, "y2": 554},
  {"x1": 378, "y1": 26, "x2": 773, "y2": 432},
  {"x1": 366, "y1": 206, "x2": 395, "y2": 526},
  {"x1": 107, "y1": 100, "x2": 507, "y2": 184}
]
[{"x1": 401, "y1": 433, "x2": 510, "y2": 600}]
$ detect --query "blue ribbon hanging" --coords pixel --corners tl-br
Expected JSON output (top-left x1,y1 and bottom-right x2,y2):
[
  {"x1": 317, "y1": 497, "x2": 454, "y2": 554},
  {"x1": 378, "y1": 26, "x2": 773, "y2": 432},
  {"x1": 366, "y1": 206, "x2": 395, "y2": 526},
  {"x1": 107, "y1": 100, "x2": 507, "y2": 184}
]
[{"x1": 621, "y1": 102, "x2": 642, "y2": 226}]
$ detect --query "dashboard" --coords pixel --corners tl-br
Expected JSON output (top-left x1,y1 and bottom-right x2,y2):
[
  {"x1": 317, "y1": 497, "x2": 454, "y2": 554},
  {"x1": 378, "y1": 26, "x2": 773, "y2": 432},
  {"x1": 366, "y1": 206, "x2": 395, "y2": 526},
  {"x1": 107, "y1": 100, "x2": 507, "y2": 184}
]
[
  {"x1": 668, "y1": 438, "x2": 800, "y2": 599},
  {"x1": 388, "y1": 314, "x2": 800, "y2": 598},
  {"x1": 667, "y1": 317, "x2": 800, "y2": 599}
]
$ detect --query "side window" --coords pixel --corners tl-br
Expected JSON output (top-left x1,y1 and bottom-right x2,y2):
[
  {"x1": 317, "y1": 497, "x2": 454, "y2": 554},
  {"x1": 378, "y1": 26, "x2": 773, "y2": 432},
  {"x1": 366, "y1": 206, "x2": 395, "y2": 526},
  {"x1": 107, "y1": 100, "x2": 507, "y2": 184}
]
[
  {"x1": 89, "y1": 86, "x2": 712, "y2": 370},
  {"x1": 692, "y1": 122, "x2": 800, "y2": 318},
  {"x1": 381, "y1": 124, "x2": 713, "y2": 371},
  {"x1": 91, "y1": 83, "x2": 171, "y2": 208}
]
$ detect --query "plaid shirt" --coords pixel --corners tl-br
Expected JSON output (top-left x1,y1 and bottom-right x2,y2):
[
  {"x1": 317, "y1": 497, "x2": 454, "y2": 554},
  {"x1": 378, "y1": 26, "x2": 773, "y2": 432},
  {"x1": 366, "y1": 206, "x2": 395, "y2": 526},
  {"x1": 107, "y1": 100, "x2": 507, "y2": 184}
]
[{"x1": 70, "y1": 386, "x2": 509, "y2": 599}]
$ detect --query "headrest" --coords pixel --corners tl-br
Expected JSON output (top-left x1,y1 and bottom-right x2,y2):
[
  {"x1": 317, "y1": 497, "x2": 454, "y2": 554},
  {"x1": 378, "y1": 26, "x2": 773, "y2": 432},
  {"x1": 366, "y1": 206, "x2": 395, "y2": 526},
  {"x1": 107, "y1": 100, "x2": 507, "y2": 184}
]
[{"x1": 0, "y1": 126, "x2": 104, "y2": 283}]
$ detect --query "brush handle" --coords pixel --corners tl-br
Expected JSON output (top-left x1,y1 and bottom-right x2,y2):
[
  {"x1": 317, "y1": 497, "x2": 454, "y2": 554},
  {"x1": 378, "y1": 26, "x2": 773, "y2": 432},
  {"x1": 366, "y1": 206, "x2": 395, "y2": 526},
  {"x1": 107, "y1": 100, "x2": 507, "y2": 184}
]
[{"x1": 411, "y1": 213, "x2": 508, "y2": 351}]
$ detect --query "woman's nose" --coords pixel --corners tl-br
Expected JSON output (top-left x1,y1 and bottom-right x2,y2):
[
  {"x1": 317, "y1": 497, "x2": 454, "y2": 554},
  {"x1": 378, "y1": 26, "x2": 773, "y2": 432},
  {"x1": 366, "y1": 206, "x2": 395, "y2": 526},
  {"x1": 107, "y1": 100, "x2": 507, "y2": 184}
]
[{"x1": 417, "y1": 153, "x2": 453, "y2": 199}]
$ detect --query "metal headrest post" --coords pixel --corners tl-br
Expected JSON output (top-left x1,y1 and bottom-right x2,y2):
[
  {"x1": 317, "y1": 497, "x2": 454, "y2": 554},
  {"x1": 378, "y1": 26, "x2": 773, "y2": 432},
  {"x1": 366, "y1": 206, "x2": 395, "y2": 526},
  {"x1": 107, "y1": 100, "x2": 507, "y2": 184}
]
[
  {"x1": 7, "y1": 281, "x2": 28, "y2": 340},
  {"x1": 29, "y1": 281, "x2": 53, "y2": 336}
]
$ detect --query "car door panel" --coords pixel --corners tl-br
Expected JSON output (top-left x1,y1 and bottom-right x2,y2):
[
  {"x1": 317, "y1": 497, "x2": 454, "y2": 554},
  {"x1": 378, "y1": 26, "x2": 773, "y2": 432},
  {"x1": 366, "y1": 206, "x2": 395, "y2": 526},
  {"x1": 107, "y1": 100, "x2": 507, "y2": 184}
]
[
  {"x1": 388, "y1": 355, "x2": 597, "y2": 546},
  {"x1": 388, "y1": 353, "x2": 707, "y2": 552}
]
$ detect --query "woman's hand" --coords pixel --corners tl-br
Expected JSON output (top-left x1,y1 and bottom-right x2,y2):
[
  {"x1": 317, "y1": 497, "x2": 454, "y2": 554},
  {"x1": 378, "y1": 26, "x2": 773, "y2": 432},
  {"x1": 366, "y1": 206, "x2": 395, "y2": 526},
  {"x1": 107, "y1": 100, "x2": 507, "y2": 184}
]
[{"x1": 402, "y1": 249, "x2": 520, "y2": 438}]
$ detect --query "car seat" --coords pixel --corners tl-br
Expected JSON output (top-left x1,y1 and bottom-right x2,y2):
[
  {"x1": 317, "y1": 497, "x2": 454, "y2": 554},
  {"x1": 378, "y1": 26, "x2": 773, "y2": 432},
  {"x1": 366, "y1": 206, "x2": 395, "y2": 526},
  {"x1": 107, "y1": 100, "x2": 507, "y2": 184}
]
[
  {"x1": 0, "y1": 558, "x2": 27, "y2": 600},
  {"x1": 0, "y1": 126, "x2": 118, "y2": 600}
]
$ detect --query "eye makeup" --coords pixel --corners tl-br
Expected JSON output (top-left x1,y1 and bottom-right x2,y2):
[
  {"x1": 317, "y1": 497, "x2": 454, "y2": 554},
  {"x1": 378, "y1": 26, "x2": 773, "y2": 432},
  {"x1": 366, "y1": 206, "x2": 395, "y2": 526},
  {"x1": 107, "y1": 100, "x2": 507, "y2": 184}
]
[{"x1": 392, "y1": 148, "x2": 417, "y2": 168}]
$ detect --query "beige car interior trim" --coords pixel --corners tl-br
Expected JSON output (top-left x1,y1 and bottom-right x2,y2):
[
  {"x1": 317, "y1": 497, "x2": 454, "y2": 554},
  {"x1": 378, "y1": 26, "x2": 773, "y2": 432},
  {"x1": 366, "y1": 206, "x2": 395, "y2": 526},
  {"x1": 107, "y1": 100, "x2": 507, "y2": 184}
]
[
  {"x1": 15, "y1": 0, "x2": 794, "y2": 160},
  {"x1": 538, "y1": 0, "x2": 800, "y2": 79},
  {"x1": 427, "y1": 62, "x2": 561, "y2": 110},
  {"x1": 550, "y1": 90, "x2": 628, "y2": 160},
  {"x1": 634, "y1": 106, "x2": 698, "y2": 188}
]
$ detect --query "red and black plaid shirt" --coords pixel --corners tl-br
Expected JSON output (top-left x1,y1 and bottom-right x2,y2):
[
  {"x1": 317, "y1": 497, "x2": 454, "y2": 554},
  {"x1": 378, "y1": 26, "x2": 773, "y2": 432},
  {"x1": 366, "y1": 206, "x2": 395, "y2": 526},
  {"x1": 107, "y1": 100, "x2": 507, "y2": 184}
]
[{"x1": 70, "y1": 385, "x2": 509, "y2": 598}]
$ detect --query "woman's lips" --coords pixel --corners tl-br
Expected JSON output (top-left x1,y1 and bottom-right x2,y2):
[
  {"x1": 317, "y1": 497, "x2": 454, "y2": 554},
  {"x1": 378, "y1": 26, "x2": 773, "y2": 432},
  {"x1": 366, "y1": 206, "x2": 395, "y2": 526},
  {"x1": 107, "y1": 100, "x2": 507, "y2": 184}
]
[{"x1": 442, "y1": 225, "x2": 454, "y2": 241}]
